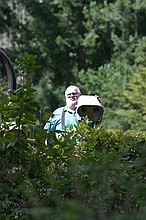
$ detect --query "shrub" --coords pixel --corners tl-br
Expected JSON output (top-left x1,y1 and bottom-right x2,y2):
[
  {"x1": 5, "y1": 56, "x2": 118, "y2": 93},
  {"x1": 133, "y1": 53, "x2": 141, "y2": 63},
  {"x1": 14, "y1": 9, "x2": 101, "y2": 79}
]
[{"x1": 0, "y1": 82, "x2": 146, "y2": 220}]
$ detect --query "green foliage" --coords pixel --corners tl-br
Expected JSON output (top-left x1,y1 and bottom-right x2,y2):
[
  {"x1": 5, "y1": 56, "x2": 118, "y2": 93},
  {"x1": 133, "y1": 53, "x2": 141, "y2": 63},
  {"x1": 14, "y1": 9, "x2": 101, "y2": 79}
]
[
  {"x1": 76, "y1": 59, "x2": 134, "y2": 130},
  {"x1": 113, "y1": 66, "x2": 146, "y2": 131},
  {"x1": 1, "y1": 5, "x2": 146, "y2": 219},
  {"x1": 1, "y1": 82, "x2": 146, "y2": 219},
  {"x1": 1, "y1": 0, "x2": 146, "y2": 131},
  {"x1": 12, "y1": 52, "x2": 41, "y2": 86}
]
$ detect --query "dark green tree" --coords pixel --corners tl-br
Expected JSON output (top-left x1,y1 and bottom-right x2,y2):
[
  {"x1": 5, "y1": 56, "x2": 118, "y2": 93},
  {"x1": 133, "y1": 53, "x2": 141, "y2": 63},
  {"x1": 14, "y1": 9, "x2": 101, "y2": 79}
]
[{"x1": 1, "y1": 0, "x2": 146, "y2": 130}]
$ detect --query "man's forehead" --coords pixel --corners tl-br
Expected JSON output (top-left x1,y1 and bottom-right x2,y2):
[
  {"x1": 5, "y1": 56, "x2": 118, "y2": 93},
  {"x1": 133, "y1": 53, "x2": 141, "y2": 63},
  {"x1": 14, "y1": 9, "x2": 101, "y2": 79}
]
[{"x1": 66, "y1": 87, "x2": 78, "y2": 94}]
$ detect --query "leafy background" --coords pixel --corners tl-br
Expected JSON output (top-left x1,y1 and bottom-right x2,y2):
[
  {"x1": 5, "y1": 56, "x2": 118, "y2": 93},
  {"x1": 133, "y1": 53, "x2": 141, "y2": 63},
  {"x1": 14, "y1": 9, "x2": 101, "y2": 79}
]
[
  {"x1": 0, "y1": 83, "x2": 146, "y2": 219},
  {"x1": 1, "y1": 1, "x2": 146, "y2": 219},
  {"x1": 0, "y1": 0, "x2": 146, "y2": 131}
]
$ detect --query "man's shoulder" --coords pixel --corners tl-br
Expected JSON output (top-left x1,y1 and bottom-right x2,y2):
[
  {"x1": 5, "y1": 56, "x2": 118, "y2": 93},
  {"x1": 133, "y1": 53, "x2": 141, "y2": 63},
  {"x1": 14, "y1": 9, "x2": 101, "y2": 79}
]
[{"x1": 53, "y1": 106, "x2": 65, "y2": 114}]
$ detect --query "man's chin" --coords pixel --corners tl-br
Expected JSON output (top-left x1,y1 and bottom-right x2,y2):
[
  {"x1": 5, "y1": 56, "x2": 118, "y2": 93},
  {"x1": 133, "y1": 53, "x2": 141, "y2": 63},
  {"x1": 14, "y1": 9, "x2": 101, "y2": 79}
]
[{"x1": 67, "y1": 100, "x2": 77, "y2": 107}]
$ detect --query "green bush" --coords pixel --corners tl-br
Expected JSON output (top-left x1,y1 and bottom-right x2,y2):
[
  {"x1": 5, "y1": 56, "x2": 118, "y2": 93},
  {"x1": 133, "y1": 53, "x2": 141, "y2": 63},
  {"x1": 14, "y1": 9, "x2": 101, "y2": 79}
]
[
  {"x1": 0, "y1": 82, "x2": 146, "y2": 220},
  {"x1": 0, "y1": 52, "x2": 146, "y2": 220}
]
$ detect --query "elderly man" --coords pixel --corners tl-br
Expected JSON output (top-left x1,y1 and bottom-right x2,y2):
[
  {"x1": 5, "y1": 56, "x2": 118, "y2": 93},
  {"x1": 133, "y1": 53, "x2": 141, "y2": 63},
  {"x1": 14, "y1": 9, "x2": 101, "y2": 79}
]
[{"x1": 44, "y1": 85, "x2": 82, "y2": 132}]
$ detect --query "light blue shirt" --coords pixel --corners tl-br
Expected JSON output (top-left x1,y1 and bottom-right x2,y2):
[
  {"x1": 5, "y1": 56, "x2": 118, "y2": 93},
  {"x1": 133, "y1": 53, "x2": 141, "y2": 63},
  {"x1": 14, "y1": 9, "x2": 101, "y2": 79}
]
[{"x1": 44, "y1": 106, "x2": 81, "y2": 132}]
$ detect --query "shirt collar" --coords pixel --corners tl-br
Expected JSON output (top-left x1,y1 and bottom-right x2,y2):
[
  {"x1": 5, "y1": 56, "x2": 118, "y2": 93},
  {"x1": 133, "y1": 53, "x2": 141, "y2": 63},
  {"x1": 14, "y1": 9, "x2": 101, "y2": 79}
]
[{"x1": 64, "y1": 105, "x2": 76, "y2": 114}]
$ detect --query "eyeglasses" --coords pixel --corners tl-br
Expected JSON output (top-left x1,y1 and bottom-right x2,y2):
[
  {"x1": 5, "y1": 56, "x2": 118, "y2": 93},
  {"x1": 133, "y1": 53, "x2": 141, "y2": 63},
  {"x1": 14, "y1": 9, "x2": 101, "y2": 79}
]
[{"x1": 67, "y1": 92, "x2": 78, "y2": 97}]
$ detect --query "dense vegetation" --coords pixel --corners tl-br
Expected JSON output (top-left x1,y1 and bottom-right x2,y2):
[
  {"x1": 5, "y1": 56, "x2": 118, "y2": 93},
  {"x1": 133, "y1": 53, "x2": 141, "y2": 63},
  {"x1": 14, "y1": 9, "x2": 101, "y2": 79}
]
[
  {"x1": 0, "y1": 0, "x2": 146, "y2": 219},
  {"x1": 0, "y1": 0, "x2": 146, "y2": 130},
  {"x1": 0, "y1": 82, "x2": 146, "y2": 219}
]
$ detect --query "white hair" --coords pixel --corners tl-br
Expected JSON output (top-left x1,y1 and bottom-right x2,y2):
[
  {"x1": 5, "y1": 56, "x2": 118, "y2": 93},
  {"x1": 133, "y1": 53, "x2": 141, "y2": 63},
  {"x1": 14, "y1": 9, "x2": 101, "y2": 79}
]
[{"x1": 65, "y1": 85, "x2": 81, "y2": 97}]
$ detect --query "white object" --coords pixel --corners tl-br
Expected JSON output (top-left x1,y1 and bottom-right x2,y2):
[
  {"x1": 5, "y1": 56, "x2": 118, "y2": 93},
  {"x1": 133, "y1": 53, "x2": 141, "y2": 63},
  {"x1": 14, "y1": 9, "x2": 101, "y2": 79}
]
[{"x1": 77, "y1": 95, "x2": 104, "y2": 122}]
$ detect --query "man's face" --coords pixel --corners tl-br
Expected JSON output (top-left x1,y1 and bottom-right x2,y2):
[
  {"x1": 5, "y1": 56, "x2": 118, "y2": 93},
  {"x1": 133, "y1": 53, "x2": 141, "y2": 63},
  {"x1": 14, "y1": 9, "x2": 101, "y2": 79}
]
[{"x1": 65, "y1": 87, "x2": 80, "y2": 108}]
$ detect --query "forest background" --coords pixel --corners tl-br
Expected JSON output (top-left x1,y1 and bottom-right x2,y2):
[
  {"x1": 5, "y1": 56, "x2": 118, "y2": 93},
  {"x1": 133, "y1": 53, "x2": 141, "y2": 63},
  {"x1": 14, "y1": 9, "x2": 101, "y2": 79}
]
[
  {"x1": 1, "y1": 1, "x2": 146, "y2": 219},
  {"x1": 0, "y1": 0, "x2": 146, "y2": 131}
]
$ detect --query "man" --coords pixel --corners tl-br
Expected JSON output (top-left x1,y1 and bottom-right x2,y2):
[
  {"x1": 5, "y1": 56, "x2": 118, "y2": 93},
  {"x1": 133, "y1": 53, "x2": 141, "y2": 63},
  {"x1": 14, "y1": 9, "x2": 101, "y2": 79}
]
[{"x1": 44, "y1": 85, "x2": 82, "y2": 132}]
